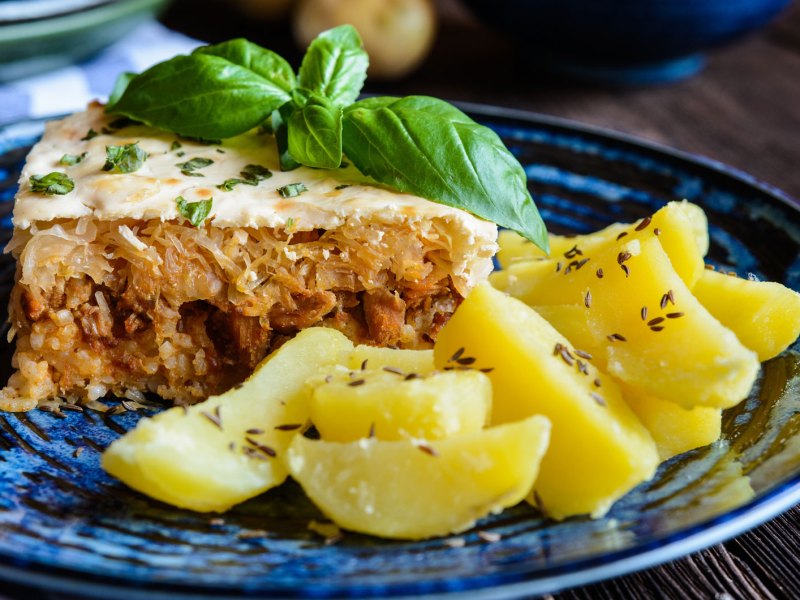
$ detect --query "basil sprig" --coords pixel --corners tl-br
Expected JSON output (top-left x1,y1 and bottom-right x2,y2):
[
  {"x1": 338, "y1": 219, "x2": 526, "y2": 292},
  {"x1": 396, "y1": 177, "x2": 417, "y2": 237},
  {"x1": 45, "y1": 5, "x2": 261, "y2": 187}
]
[{"x1": 108, "y1": 25, "x2": 548, "y2": 250}]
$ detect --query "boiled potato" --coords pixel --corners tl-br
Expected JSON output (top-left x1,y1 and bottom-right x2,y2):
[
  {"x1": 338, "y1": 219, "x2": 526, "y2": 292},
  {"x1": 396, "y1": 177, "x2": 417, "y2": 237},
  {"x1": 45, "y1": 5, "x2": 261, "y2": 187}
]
[
  {"x1": 309, "y1": 368, "x2": 491, "y2": 442},
  {"x1": 495, "y1": 201, "x2": 708, "y2": 288},
  {"x1": 286, "y1": 415, "x2": 551, "y2": 539},
  {"x1": 343, "y1": 345, "x2": 434, "y2": 374},
  {"x1": 621, "y1": 384, "x2": 721, "y2": 461},
  {"x1": 294, "y1": 0, "x2": 437, "y2": 79},
  {"x1": 102, "y1": 328, "x2": 353, "y2": 512},
  {"x1": 693, "y1": 269, "x2": 800, "y2": 361},
  {"x1": 434, "y1": 283, "x2": 659, "y2": 519}
]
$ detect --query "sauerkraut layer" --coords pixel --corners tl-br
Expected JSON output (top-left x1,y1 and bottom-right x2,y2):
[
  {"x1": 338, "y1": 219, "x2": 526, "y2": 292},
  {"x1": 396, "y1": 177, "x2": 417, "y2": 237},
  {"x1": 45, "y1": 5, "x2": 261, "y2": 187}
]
[{"x1": 2, "y1": 216, "x2": 482, "y2": 411}]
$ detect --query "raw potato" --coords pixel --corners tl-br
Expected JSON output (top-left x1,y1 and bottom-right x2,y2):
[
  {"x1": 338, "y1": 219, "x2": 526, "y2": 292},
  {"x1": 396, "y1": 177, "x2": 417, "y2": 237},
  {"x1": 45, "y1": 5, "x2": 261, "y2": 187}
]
[
  {"x1": 494, "y1": 201, "x2": 708, "y2": 289},
  {"x1": 693, "y1": 269, "x2": 800, "y2": 361},
  {"x1": 433, "y1": 283, "x2": 659, "y2": 519},
  {"x1": 310, "y1": 369, "x2": 491, "y2": 441},
  {"x1": 294, "y1": 0, "x2": 437, "y2": 79},
  {"x1": 102, "y1": 328, "x2": 353, "y2": 512},
  {"x1": 286, "y1": 415, "x2": 551, "y2": 539}
]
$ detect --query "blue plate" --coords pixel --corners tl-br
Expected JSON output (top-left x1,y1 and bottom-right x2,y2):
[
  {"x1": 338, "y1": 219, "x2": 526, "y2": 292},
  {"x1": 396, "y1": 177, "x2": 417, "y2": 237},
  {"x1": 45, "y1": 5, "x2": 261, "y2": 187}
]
[{"x1": 0, "y1": 104, "x2": 798, "y2": 598}]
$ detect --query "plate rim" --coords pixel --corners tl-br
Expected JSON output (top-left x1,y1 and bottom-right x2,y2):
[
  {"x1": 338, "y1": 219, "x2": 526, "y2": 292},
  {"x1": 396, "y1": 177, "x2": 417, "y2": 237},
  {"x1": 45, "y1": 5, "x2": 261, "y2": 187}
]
[{"x1": 0, "y1": 103, "x2": 798, "y2": 599}]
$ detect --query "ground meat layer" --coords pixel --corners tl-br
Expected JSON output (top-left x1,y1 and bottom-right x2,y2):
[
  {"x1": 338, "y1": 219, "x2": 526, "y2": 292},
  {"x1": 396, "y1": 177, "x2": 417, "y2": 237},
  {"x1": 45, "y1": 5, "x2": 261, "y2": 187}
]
[{"x1": 1, "y1": 217, "x2": 469, "y2": 410}]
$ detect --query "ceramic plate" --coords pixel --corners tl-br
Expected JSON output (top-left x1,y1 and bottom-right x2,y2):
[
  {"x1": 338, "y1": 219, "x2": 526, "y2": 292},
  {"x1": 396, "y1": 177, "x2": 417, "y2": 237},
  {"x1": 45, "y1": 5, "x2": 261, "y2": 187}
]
[{"x1": 0, "y1": 104, "x2": 798, "y2": 599}]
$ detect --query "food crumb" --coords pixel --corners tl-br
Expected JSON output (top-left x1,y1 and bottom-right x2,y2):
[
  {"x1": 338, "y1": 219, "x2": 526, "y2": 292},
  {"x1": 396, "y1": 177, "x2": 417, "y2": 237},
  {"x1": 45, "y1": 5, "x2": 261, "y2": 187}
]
[{"x1": 477, "y1": 531, "x2": 502, "y2": 543}]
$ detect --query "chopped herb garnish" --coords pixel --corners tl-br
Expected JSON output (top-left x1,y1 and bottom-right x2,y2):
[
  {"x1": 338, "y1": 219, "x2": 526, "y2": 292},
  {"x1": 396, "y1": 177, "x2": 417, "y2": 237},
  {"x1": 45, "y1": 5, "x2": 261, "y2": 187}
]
[
  {"x1": 217, "y1": 163, "x2": 272, "y2": 191},
  {"x1": 241, "y1": 164, "x2": 272, "y2": 181},
  {"x1": 102, "y1": 142, "x2": 147, "y2": 173},
  {"x1": 217, "y1": 178, "x2": 254, "y2": 191},
  {"x1": 286, "y1": 217, "x2": 295, "y2": 229},
  {"x1": 334, "y1": 184, "x2": 350, "y2": 190},
  {"x1": 277, "y1": 182, "x2": 307, "y2": 198},
  {"x1": 176, "y1": 156, "x2": 213, "y2": 177},
  {"x1": 216, "y1": 148, "x2": 225, "y2": 154},
  {"x1": 59, "y1": 152, "x2": 87, "y2": 166},
  {"x1": 170, "y1": 140, "x2": 182, "y2": 151},
  {"x1": 29, "y1": 172, "x2": 74, "y2": 195},
  {"x1": 176, "y1": 151, "x2": 185, "y2": 157},
  {"x1": 176, "y1": 196, "x2": 213, "y2": 226},
  {"x1": 81, "y1": 129, "x2": 98, "y2": 141}
]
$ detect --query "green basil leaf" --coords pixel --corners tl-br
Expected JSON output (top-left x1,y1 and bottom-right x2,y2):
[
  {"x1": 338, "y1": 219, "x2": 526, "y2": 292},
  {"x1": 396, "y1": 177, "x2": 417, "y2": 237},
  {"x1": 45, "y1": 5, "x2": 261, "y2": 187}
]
[
  {"x1": 176, "y1": 196, "x2": 213, "y2": 226},
  {"x1": 59, "y1": 152, "x2": 87, "y2": 166},
  {"x1": 194, "y1": 38, "x2": 295, "y2": 94},
  {"x1": 277, "y1": 183, "x2": 308, "y2": 198},
  {"x1": 240, "y1": 164, "x2": 272, "y2": 182},
  {"x1": 102, "y1": 142, "x2": 147, "y2": 174},
  {"x1": 106, "y1": 71, "x2": 136, "y2": 109},
  {"x1": 218, "y1": 164, "x2": 272, "y2": 191},
  {"x1": 109, "y1": 40, "x2": 295, "y2": 139},
  {"x1": 217, "y1": 178, "x2": 255, "y2": 192},
  {"x1": 288, "y1": 95, "x2": 343, "y2": 169},
  {"x1": 176, "y1": 157, "x2": 214, "y2": 177},
  {"x1": 30, "y1": 172, "x2": 75, "y2": 195},
  {"x1": 272, "y1": 104, "x2": 300, "y2": 171},
  {"x1": 342, "y1": 96, "x2": 548, "y2": 251},
  {"x1": 297, "y1": 25, "x2": 368, "y2": 107}
]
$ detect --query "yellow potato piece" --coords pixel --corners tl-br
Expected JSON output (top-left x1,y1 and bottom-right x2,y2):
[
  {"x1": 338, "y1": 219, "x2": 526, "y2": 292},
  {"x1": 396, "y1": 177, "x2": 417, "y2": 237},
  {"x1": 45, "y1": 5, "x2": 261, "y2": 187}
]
[
  {"x1": 502, "y1": 234, "x2": 759, "y2": 410},
  {"x1": 493, "y1": 200, "x2": 708, "y2": 292},
  {"x1": 343, "y1": 345, "x2": 434, "y2": 374},
  {"x1": 693, "y1": 269, "x2": 800, "y2": 361},
  {"x1": 102, "y1": 328, "x2": 353, "y2": 512},
  {"x1": 433, "y1": 283, "x2": 658, "y2": 519},
  {"x1": 286, "y1": 415, "x2": 551, "y2": 539},
  {"x1": 621, "y1": 384, "x2": 722, "y2": 461},
  {"x1": 310, "y1": 369, "x2": 491, "y2": 442}
]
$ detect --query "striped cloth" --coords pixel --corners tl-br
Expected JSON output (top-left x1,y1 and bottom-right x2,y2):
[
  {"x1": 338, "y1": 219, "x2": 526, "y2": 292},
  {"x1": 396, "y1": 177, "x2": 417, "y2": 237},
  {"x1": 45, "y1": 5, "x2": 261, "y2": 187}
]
[{"x1": 0, "y1": 21, "x2": 201, "y2": 125}]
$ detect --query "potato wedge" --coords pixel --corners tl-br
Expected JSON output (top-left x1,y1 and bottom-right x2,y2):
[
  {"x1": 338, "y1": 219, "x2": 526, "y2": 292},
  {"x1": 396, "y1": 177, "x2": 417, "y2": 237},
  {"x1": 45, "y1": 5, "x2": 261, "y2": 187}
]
[
  {"x1": 102, "y1": 328, "x2": 353, "y2": 512},
  {"x1": 693, "y1": 269, "x2": 800, "y2": 361},
  {"x1": 433, "y1": 283, "x2": 658, "y2": 519},
  {"x1": 286, "y1": 415, "x2": 551, "y2": 539},
  {"x1": 310, "y1": 368, "x2": 491, "y2": 442}
]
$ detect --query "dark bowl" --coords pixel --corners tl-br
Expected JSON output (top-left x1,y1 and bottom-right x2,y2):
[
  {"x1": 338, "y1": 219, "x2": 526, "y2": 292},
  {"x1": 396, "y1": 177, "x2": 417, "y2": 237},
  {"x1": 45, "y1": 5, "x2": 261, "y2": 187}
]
[{"x1": 461, "y1": 0, "x2": 793, "y2": 84}]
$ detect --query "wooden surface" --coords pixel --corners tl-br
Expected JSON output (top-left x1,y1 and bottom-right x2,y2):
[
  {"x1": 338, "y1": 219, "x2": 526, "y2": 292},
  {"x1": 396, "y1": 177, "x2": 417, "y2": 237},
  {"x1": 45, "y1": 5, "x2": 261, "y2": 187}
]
[{"x1": 2, "y1": 1, "x2": 798, "y2": 599}]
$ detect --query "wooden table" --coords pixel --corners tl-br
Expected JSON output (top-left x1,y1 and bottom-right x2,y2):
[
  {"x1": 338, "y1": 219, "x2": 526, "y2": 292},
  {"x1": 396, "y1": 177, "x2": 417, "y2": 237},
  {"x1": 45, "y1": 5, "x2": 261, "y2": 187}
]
[{"x1": 3, "y1": 1, "x2": 798, "y2": 598}]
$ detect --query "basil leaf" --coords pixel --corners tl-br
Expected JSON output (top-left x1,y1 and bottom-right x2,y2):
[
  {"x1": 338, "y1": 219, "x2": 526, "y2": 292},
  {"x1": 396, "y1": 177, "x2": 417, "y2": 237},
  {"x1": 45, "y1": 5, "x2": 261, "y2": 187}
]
[
  {"x1": 194, "y1": 38, "x2": 295, "y2": 94},
  {"x1": 241, "y1": 164, "x2": 272, "y2": 182},
  {"x1": 288, "y1": 95, "x2": 343, "y2": 169},
  {"x1": 109, "y1": 40, "x2": 295, "y2": 139},
  {"x1": 107, "y1": 71, "x2": 136, "y2": 108},
  {"x1": 176, "y1": 157, "x2": 213, "y2": 177},
  {"x1": 218, "y1": 164, "x2": 272, "y2": 191},
  {"x1": 277, "y1": 183, "x2": 308, "y2": 198},
  {"x1": 342, "y1": 96, "x2": 548, "y2": 251},
  {"x1": 81, "y1": 129, "x2": 98, "y2": 141},
  {"x1": 102, "y1": 142, "x2": 147, "y2": 174},
  {"x1": 218, "y1": 178, "x2": 256, "y2": 192},
  {"x1": 272, "y1": 104, "x2": 300, "y2": 171},
  {"x1": 176, "y1": 196, "x2": 213, "y2": 226},
  {"x1": 30, "y1": 172, "x2": 74, "y2": 195},
  {"x1": 297, "y1": 25, "x2": 368, "y2": 107},
  {"x1": 59, "y1": 152, "x2": 87, "y2": 166}
]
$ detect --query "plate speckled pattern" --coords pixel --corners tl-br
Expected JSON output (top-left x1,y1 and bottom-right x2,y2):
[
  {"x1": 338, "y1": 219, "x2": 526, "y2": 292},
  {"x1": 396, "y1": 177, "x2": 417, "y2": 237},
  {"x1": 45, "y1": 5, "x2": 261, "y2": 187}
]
[{"x1": 0, "y1": 104, "x2": 798, "y2": 599}]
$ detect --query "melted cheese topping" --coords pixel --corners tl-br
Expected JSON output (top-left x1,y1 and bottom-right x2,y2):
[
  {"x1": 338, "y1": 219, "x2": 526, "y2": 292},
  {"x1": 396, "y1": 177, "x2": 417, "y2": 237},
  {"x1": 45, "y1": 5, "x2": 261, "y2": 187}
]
[{"x1": 13, "y1": 104, "x2": 498, "y2": 243}]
